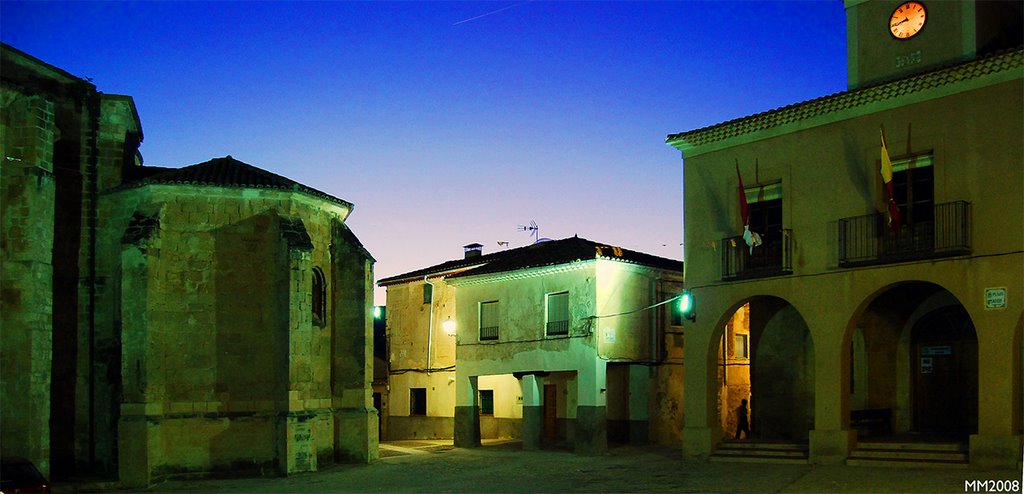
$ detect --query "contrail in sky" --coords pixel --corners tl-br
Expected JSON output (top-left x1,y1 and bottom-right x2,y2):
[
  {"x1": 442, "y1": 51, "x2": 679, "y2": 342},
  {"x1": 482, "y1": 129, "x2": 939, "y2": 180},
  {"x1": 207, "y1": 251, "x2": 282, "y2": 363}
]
[{"x1": 453, "y1": 2, "x2": 530, "y2": 26}]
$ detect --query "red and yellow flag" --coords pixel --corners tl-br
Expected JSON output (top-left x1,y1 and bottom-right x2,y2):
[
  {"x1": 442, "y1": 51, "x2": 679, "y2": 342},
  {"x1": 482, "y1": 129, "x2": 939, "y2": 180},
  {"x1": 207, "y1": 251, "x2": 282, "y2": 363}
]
[{"x1": 880, "y1": 129, "x2": 901, "y2": 231}]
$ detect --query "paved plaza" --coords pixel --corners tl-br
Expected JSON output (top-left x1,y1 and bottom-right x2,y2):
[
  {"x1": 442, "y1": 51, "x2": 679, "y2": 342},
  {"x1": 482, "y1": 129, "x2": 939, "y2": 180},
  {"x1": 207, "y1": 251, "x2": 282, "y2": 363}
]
[{"x1": 82, "y1": 440, "x2": 1022, "y2": 494}]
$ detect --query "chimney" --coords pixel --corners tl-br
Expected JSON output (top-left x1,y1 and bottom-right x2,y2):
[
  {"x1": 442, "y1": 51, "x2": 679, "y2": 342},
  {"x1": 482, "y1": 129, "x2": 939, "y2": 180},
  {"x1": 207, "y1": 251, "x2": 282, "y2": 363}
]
[{"x1": 463, "y1": 243, "x2": 484, "y2": 259}]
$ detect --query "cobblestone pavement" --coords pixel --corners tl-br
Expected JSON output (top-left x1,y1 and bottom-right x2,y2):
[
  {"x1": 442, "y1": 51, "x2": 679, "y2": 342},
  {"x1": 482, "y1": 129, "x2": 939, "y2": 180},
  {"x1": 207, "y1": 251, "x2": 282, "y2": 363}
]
[{"x1": 74, "y1": 440, "x2": 1022, "y2": 493}]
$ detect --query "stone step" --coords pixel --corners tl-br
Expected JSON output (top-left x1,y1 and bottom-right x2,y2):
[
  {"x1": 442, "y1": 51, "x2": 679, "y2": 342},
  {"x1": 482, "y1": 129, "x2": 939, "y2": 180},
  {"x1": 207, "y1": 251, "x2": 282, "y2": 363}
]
[
  {"x1": 716, "y1": 441, "x2": 808, "y2": 451},
  {"x1": 711, "y1": 441, "x2": 809, "y2": 465},
  {"x1": 714, "y1": 448, "x2": 809, "y2": 458},
  {"x1": 846, "y1": 457, "x2": 969, "y2": 469},
  {"x1": 850, "y1": 448, "x2": 967, "y2": 461},
  {"x1": 847, "y1": 441, "x2": 968, "y2": 468},
  {"x1": 855, "y1": 441, "x2": 964, "y2": 452},
  {"x1": 710, "y1": 453, "x2": 808, "y2": 465}
]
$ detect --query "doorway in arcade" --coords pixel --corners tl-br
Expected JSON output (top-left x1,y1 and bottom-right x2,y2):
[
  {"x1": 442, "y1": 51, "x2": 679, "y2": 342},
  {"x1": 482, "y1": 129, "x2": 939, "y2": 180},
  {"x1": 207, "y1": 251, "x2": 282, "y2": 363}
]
[
  {"x1": 716, "y1": 298, "x2": 815, "y2": 442},
  {"x1": 849, "y1": 283, "x2": 978, "y2": 441}
]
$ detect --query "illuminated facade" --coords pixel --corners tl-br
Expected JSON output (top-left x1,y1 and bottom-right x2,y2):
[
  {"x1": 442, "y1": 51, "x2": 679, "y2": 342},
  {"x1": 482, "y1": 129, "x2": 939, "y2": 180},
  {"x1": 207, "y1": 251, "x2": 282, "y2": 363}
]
[
  {"x1": 1, "y1": 44, "x2": 377, "y2": 486},
  {"x1": 666, "y1": 0, "x2": 1022, "y2": 467},
  {"x1": 378, "y1": 262, "x2": 461, "y2": 440},
  {"x1": 380, "y1": 238, "x2": 684, "y2": 451}
]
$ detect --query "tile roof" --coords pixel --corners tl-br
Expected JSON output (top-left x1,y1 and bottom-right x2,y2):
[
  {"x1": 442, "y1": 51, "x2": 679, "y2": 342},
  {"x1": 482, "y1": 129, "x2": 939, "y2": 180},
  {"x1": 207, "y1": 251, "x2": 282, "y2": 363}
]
[
  {"x1": 377, "y1": 236, "x2": 683, "y2": 286},
  {"x1": 116, "y1": 156, "x2": 353, "y2": 209},
  {"x1": 666, "y1": 48, "x2": 1023, "y2": 151}
]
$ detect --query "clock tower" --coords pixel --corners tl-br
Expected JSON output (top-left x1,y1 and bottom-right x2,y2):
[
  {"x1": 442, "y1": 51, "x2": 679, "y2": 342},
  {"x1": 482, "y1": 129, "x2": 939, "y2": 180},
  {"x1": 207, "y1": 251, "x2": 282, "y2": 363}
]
[{"x1": 844, "y1": 0, "x2": 1023, "y2": 89}]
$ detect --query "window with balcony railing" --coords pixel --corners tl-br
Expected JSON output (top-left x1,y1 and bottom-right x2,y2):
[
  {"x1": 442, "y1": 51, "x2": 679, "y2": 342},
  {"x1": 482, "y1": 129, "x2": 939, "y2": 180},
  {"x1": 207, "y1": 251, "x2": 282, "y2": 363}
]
[
  {"x1": 546, "y1": 291, "x2": 569, "y2": 336},
  {"x1": 479, "y1": 300, "x2": 499, "y2": 341},
  {"x1": 838, "y1": 200, "x2": 971, "y2": 266},
  {"x1": 721, "y1": 228, "x2": 793, "y2": 280},
  {"x1": 722, "y1": 182, "x2": 793, "y2": 281},
  {"x1": 839, "y1": 157, "x2": 970, "y2": 266}
]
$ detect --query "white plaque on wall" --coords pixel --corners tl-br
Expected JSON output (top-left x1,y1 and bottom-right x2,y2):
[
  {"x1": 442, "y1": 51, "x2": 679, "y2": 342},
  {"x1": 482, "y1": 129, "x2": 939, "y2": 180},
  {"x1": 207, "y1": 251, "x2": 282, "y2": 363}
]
[
  {"x1": 984, "y1": 287, "x2": 1007, "y2": 310},
  {"x1": 604, "y1": 327, "x2": 616, "y2": 343}
]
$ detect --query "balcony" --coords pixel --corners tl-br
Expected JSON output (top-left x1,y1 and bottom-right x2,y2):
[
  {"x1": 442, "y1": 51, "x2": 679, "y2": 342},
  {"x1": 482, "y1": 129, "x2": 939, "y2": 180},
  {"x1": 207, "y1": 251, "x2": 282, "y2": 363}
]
[
  {"x1": 546, "y1": 320, "x2": 569, "y2": 336},
  {"x1": 838, "y1": 201, "x2": 971, "y2": 267},
  {"x1": 479, "y1": 326, "x2": 499, "y2": 341},
  {"x1": 721, "y1": 229, "x2": 793, "y2": 281}
]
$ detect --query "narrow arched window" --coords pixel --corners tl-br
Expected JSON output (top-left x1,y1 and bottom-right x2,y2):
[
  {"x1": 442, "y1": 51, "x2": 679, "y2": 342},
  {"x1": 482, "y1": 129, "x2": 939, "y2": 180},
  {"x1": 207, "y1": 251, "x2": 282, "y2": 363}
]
[{"x1": 312, "y1": 267, "x2": 326, "y2": 326}]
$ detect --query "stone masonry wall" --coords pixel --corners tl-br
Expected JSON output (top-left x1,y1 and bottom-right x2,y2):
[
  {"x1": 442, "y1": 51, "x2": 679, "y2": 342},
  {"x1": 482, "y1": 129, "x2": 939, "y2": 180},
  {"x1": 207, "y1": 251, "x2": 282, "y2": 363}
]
[
  {"x1": 102, "y1": 185, "x2": 369, "y2": 486},
  {"x1": 0, "y1": 89, "x2": 57, "y2": 476},
  {"x1": 80, "y1": 95, "x2": 140, "y2": 475}
]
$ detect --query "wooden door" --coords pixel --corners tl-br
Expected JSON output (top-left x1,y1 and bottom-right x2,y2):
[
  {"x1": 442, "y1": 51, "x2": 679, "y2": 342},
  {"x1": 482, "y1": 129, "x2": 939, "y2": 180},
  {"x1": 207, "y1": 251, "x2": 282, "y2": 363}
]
[
  {"x1": 911, "y1": 306, "x2": 977, "y2": 438},
  {"x1": 543, "y1": 384, "x2": 557, "y2": 439}
]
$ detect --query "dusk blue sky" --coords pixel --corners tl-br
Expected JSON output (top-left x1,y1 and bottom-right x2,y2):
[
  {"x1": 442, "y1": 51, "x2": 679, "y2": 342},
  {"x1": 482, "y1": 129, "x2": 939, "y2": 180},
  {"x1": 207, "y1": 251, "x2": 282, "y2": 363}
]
[{"x1": 1, "y1": 1, "x2": 848, "y2": 304}]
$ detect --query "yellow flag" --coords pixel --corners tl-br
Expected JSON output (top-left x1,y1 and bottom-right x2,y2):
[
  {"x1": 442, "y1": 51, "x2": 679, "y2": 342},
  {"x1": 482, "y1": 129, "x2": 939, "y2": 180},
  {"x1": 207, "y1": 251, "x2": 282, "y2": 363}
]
[{"x1": 880, "y1": 128, "x2": 893, "y2": 184}]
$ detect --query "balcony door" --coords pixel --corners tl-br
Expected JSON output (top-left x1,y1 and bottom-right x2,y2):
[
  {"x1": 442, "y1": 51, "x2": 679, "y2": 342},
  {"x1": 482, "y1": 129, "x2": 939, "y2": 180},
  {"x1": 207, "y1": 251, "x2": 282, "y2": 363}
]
[
  {"x1": 883, "y1": 156, "x2": 934, "y2": 256},
  {"x1": 747, "y1": 198, "x2": 782, "y2": 270}
]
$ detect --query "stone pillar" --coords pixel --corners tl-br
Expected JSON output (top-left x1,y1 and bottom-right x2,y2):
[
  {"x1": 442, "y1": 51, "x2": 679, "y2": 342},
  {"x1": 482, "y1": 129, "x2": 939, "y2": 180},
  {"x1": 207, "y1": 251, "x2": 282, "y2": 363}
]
[
  {"x1": 809, "y1": 320, "x2": 855, "y2": 465},
  {"x1": 89, "y1": 95, "x2": 140, "y2": 474},
  {"x1": 520, "y1": 374, "x2": 543, "y2": 450},
  {"x1": 453, "y1": 374, "x2": 480, "y2": 448},
  {"x1": 628, "y1": 365, "x2": 651, "y2": 445},
  {"x1": 0, "y1": 94, "x2": 56, "y2": 477},
  {"x1": 117, "y1": 224, "x2": 159, "y2": 488},
  {"x1": 575, "y1": 360, "x2": 608, "y2": 455},
  {"x1": 969, "y1": 313, "x2": 1023, "y2": 468},
  {"x1": 329, "y1": 221, "x2": 378, "y2": 463},
  {"x1": 279, "y1": 222, "x2": 317, "y2": 475},
  {"x1": 682, "y1": 309, "x2": 720, "y2": 460}
]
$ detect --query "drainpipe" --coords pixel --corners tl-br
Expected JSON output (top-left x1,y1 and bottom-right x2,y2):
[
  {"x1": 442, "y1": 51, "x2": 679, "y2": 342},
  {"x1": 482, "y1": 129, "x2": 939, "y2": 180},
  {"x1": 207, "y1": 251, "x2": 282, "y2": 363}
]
[
  {"x1": 425, "y1": 276, "x2": 435, "y2": 373},
  {"x1": 650, "y1": 279, "x2": 658, "y2": 363}
]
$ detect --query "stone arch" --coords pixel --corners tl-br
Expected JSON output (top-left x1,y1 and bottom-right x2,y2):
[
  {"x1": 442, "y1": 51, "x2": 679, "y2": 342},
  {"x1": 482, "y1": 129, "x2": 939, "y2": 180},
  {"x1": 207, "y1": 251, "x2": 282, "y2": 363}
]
[
  {"x1": 709, "y1": 295, "x2": 815, "y2": 441},
  {"x1": 844, "y1": 280, "x2": 978, "y2": 440}
]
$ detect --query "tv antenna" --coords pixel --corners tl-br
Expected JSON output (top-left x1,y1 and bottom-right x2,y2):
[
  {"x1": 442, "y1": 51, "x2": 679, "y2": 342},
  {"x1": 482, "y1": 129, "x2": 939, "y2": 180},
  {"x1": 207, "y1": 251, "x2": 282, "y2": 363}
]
[{"x1": 518, "y1": 220, "x2": 539, "y2": 243}]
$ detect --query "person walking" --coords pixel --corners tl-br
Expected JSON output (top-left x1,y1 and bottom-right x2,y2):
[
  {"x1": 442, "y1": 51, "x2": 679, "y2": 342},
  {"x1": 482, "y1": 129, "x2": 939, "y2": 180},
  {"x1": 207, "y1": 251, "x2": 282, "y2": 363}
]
[{"x1": 735, "y1": 398, "x2": 751, "y2": 439}]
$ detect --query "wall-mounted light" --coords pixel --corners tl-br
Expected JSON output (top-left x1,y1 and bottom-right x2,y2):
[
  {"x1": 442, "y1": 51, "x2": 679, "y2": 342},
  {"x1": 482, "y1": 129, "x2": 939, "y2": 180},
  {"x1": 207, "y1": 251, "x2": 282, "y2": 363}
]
[
  {"x1": 678, "y1": 290, "x2": 696, "y2": 322},
  {"x1": 442, "y1": 318, "x2": 456, "y2": 337}
]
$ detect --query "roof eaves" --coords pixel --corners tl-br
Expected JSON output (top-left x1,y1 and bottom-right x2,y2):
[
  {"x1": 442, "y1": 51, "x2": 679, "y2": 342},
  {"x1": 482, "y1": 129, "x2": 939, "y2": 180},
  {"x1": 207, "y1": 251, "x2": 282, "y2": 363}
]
[
  {"x1": 666, "y1": 48, "x2": 1024, "y2": 153},
  {"x1": 377, "y1": 262, "x2": 487, "y2": 286},
  {"x1": 446, "y1": 258, "x2": 594, "y2": 286},
  {"x1": 109, "y1": 157, "x2": 355, "y2": 211}
]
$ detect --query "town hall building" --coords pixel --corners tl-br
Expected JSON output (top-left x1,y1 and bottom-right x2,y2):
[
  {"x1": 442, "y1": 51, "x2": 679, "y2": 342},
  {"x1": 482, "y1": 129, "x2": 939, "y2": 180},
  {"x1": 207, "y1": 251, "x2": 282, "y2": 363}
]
[{"x1": 666, "y1": 0, "x2": 1021, "y2": 467}]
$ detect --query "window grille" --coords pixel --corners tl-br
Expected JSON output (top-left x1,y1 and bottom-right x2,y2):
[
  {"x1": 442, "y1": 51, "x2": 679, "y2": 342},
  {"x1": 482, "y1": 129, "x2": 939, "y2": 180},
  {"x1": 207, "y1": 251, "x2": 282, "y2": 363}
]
[
  {"x1": 479, "y1": 301, "x2": 499, "y2": 341},
  {"x1": 546, "y1": 292, "x2": 569, "y2": 336}
]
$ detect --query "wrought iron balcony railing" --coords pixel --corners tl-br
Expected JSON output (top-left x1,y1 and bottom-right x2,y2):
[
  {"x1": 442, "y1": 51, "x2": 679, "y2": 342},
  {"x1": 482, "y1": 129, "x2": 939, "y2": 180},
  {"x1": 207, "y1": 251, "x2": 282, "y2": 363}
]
[
  {"x1": 838, "y1": 201, "x2": 971, "y2": 267},
  {"x1": 546, "y1": 320, "x2": 569, "y2": 336},
  {"x1": 479, "y1": 326, "x2": 499, "y2": 341},
  {"x1": 721, "y1": 229, "x2": 793, "y2": 281}
]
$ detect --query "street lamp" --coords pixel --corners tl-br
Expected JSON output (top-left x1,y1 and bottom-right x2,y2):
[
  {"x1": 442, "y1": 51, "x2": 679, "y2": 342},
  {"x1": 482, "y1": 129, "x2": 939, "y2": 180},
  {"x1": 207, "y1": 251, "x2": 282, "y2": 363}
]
[
  {"x1": 678, "y1": 290, "x2": 696, "y2": 322},
  {"x1": 442, "y1": 318, "x2": 456, "y2": 337}
]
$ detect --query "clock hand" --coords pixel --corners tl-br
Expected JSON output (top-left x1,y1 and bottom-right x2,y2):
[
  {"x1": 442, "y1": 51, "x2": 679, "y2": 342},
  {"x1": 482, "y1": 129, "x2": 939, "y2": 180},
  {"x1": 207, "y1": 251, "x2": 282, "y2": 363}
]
[{"x1": 891, "y1": 17, "x2": 909, "y2": 28}]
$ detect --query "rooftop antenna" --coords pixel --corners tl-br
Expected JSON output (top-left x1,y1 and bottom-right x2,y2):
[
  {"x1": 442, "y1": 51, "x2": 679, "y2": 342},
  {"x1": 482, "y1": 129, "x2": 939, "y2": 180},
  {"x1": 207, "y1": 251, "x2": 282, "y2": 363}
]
[{"x1": 518, "y1": 220, "x2": 539, "y2": 243}]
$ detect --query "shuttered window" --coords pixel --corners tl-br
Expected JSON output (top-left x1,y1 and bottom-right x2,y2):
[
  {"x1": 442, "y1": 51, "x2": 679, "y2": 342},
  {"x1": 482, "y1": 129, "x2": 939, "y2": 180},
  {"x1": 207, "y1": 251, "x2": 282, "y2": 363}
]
[
  {"x1": 479, "y1": 301, "x2": 499, "y2": 341},
  {"x1": 546, "y1": 292, "x2": 569, "y2": 336}
]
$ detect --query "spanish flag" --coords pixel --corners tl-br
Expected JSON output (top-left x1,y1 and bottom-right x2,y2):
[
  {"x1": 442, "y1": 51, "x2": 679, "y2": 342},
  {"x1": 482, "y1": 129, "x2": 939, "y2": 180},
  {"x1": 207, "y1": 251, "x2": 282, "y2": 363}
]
[{"x1": 880, "y1": 128, "x2": 902, "y2": 231}]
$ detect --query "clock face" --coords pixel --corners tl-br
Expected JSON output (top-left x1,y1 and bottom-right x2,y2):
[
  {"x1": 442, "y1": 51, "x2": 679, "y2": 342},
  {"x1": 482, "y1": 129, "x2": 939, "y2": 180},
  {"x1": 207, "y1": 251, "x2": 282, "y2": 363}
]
[{"x1": 889, "y1": 1, "x2": 927, "y2": 39}]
